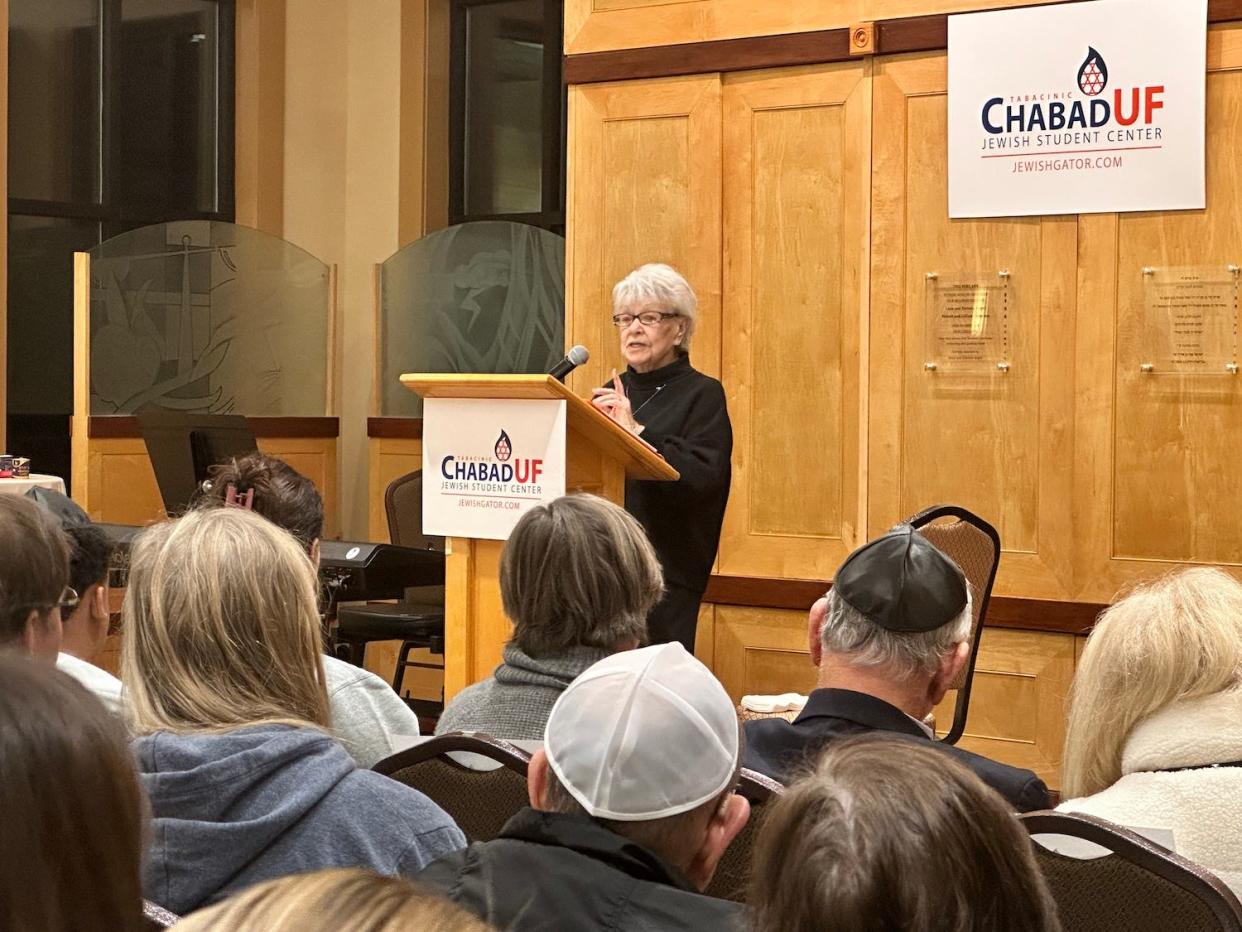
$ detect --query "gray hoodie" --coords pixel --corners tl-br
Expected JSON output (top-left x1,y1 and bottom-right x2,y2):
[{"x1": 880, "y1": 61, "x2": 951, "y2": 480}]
[{"x1": 135, "y1": 724, "x2": 466, "y2": 915}]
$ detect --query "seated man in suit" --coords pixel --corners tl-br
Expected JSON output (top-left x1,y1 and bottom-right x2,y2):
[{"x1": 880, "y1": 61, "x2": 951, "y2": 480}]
[
  {"x1": 417, "y1": 643, "x2": 751, "y2": 931},
  {"x1": 743, "y1": 525, "x2": 1049, "y2": 812}
]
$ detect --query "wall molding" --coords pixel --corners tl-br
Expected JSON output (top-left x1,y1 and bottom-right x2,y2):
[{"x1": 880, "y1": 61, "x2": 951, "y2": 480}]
[
  {"x1": 565, "y1": 1, "x2": 1242, "y2": 85},
  {"x1": 704, "y1": 574, "x2": 1104, "y2": 635},
  {"x1": 88, "y1": 416, "x2": 339, "y2": 439},
  {"x1": 367, "y1": 416, "x2": 424, "y2": 439}
]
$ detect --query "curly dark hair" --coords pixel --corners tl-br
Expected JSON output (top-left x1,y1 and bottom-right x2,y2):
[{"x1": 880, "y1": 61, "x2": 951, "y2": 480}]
[
  {"x1": 201, "y1": 453, "x2": 324, "y2": 548},
  {"x1": 66, "y1": 524, "x2": 114, "y2": 597}
]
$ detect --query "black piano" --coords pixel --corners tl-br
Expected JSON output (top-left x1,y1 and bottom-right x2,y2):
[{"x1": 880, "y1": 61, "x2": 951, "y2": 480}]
[{"x1": 97, "y1": 523, "x2": 444, "y2": 607}]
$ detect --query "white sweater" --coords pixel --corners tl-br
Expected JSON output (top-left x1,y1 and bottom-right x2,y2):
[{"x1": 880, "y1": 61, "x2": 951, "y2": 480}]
[
  {"x1": 323, "y1": 655, "x2": 420, "y2": 769},
  {"x1": 1058, "y1": 689, "x2": 1242, "y2": 896}
]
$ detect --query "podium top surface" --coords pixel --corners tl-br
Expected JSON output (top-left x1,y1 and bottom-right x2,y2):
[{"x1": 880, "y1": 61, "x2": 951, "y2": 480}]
[{"x1": 401, "y1": 373, "x2": 678, "y2": 482}]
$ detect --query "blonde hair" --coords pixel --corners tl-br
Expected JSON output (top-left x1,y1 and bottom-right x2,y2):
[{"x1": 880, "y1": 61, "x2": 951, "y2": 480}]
[
  {"x1": 1062, "y1": 567, "x2": 1242, "y2": 798},
  {"x1": 172, "y1": 869, "x2": 490, "y2": 932},
  {"x1": 122, "y1": 508, "x2": 330, "y2": 735}
]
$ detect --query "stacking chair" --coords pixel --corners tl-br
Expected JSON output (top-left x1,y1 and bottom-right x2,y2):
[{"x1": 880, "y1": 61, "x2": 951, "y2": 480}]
[
  {"x1": 374, "y1": 733, "x2": 532, "y2": 843},
  {"x1": 704, "y1": 768, "x2": 785, "y2": 903},
  {"x1": 902, "y1": 504, "x2": 1000, "y2": 745},
  {"x1": 334, "y1": 470, "x2": 446, "y2": 699},
  {"x1": 1022, "y1": 811, "x2": 1242, "y2": 931}
]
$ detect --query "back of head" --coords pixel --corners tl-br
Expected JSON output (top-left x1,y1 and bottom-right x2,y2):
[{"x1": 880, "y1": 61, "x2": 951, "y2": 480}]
[
  {"x1": 65, "y1": 523, "x2": 114, "y2": 597},
  {"x1": 500, "y1": 493, "x2": 663, "y2": 656},
  {"x1": 751, "y1": 734, "x2": 1060, "y2": 932},
  {"x1": 0, "y1": 654, "x2": 145, "y2": 932},
  {"x1": 202, "y1": 452, "x2": 324, "y2": 548},
  {"x1": 539, "y1": 643, "x2": 743, "y2": 878},
  {"x1": 0, "y1": 495, "x2": 69, "y2": 653},
  {"x1": 171, "y1": 869, "x2": 489, "y2": 932},
  {"x1": 122, "y1": 507, "x2": 329, "y2": 734},
  {"x1": 821, "y1": 525, "x2": 972, "y2": 680},
  {"x1": 1063, "y1": 567, "x2": 1242, "y2": 798}
]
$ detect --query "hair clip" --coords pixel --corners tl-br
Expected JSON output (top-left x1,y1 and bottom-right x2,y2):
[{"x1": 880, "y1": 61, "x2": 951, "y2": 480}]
[{"x1": 224, "y1": 484, "x2": 255, "y2": 511}]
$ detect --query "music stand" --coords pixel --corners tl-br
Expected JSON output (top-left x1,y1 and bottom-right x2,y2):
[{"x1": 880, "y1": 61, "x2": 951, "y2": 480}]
[{"x1": 137, "y1": 411, "x2": 258, "y2": 515}]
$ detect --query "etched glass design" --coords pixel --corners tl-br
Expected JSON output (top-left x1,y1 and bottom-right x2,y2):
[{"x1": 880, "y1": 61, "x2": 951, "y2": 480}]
[
  {"x1": 88, "y1": 221, "x2": 331, "y2": 415},
  {"x1": 379, "y1": 221, "x2": 565, "y2": 416}
]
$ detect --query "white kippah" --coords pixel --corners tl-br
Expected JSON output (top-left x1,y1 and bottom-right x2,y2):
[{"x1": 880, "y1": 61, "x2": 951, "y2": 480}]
[{"x1": 544, "y1": 643, "x2": 740, "y2": 821}]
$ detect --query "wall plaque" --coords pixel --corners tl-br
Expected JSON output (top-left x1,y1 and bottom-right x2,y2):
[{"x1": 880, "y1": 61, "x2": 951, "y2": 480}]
[
  {"x1": 1140, "y1": 265, "x2": 1239, "y2": 375},
  {"x1": 924, "y1": 271, "x2": 1012, "y2": 374}
]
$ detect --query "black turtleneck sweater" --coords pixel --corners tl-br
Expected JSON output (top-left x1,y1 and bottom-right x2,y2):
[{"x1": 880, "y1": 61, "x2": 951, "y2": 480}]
[{"x1": 619, "y1": 355, "x2": 732, "y2": 593}]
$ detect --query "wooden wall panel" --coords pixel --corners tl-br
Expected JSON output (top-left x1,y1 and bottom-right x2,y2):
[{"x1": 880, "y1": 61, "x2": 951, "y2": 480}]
[
  {"x1": 711, "y1": 605, "x2": 818, "y2": 703},
  {"x1": 869, "y1": 53, "x2": 1075, "y2": 601},
  {"x1": 566, "y1": 75, "x2": 722, "y2": 394},
  {"x1": 932, "y1": 628, "x2": 1075, "y2": 790},
  {"x1": 564, "y1": 0, "x2": 1075, "y2": 56},
  {"x1": 86, "y1": 437, "x2": 340, "y2": 537},
  {"x1": 368, "y1": 436, "x2": 423, "y2": 542},
  {"x1": 1075, "y1": 32, "x2": 1242, "y2": 600},
  {"x1": 718, "y1": 63, "x2": 869, "y2": 580}
]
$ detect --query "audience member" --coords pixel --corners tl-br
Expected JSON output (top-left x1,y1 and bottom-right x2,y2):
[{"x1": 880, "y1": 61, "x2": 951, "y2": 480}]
[
  {"x1": 123, "y1": 508, "x2": 465, "y2": 914},
  {"x1": 751, "y1": 734, "x2": 1061, "y2": 932},
  {"x1": 436, "y1": 493, "x2": 663, "y2": 739},
  {"x1": 0, "y1": 495, "x2": 69, "y2": 660},
  {"x1": 743, "y1": 525, "x2": 1049, "y2": 811},
  {"x1": 418, "y1": 643, "x2": 750, "y2": 930},
  {"x1": 172, "y1": 869, "x2": 490, "y2": 932},
  {"x1": 54, "y1": 524, "x2": 124, "y2": 713},
  {"x1": 0, "y1": 654, "x2": 146, "y2": 931},
  {"x1": 1060, "y1": 567, "x2": 1242, "y2": 893},
  {"x1": 199, "y1": 452, "x2": 422, "y2": 766}
]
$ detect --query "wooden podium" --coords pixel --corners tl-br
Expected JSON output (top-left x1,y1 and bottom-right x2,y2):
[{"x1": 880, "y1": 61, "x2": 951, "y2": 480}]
[{"x1": 400, "y1": 374, "x2": 679, "y2": 699}]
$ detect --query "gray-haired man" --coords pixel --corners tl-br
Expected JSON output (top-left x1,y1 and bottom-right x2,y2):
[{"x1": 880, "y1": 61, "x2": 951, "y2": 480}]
[{"x1": 743, "y1": 525, "x2": 1049, "y2": 812}]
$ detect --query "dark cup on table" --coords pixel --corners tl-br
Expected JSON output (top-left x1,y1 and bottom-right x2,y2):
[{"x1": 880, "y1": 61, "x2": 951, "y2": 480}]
[{"x1": 0, "y1": 455, "x2": 12, "y2": 479}]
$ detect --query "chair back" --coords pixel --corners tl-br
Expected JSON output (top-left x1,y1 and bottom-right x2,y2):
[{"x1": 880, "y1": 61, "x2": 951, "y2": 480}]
[
  {"x1": 903, "y1": 504, "x2": 1000, "y2": 745},
  {"x1": 703, "y1": 768, "x2": 785, "y2": 903},
  {"x1": 374, "y1": 733, "x2": 531, "y2": 842},
  {"x1": 142, "y1": 900, "x2": 180, "y2": 929},
  {"x1": 1022, "y1": 811, "x2": 1242, "y2": 932},
  {"x1": 385, "y1": 469, "x2": 445, "y2": 603}
]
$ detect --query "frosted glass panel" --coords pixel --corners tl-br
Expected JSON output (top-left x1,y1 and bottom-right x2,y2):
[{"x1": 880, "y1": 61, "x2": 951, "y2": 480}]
[
  {"x1": 380, "y1": 221, "x2": 565, "y2": 416},
  {"x1": 89, "y1": 221, "x2": 330, "y2": 415}
]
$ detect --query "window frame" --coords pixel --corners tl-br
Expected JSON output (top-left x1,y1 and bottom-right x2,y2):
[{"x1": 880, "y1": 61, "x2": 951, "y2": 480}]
[{"x1": 448, "y1": 0, "x2": 564, "y2": 234}]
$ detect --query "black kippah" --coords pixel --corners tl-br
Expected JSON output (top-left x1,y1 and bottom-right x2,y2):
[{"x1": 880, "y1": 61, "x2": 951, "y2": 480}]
[{"x1": 831, "y1": 525, "x2": 968, "y2": 633}]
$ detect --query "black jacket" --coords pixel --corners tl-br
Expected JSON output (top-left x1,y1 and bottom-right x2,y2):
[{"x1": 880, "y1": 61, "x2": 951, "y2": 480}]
[
  {"x1": 415, "y1": 808, "x2": 746, "y2": 932},
  {"x1": 742, "y1": 688, "x2": 1050, "y2": 812},
  {"x1": 619, "y1": 355, "x2": 732, "y2": 594}
]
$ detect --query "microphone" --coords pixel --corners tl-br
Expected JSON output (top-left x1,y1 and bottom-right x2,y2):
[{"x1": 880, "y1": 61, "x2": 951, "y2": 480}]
[{"x1": 549, "y1": 345, "x2": 590, "y2": 382}]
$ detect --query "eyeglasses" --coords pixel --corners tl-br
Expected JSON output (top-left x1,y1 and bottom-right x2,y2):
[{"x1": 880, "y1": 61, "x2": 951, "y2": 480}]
[
  {"x1": 612, "y1": 311, "x2": 680, "y2": 329},
  {"x1": 57, "y1": 586, "x2": 80, "y2": 614}
]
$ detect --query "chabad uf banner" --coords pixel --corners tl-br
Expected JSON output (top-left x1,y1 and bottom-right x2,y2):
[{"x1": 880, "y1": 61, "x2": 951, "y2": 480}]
[
  {"x1": 422, "y1": 398, "x2": 566, "y2": 540},
  {"x1": 948, "y1": 0, "x2": 1205, "y2": 218}
]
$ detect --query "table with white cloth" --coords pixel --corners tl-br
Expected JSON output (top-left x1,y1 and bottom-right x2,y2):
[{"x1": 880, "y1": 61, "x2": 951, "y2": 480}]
[{"x1": 0, "y1": 474, "x2": 66, "y2": 496}]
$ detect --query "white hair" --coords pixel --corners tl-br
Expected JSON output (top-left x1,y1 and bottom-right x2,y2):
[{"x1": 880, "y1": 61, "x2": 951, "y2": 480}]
[
  {"x1": 820, "y1": 588, "x2": 973, "y2": 679},
  {"x1": 611, "y1": 263, "x2": 698, "y2": 353}
]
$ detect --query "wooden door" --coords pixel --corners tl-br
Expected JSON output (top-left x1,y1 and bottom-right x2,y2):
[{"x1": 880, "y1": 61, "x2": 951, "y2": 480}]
[
  {"x1": 869, "y1": 53, "x2": 1076, "y2": 601},
  {"x1": 1074, "y1": 28, "x2": 1242, "y2": 601},
  {"x1": 566, "y1": 75, "x2": 723, "y2": 392},
  {"x1": 717, "y1": 62, "x2": 870, "y2": 581}
]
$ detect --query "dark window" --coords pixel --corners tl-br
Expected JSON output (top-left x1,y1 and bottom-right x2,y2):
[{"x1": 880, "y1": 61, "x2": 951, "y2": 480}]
[
  {"x1": 6, "y1": 0, "x2": 235, "y2": 483},
  {"x1": 450, "y1": 0, "x2": 563, "y2": 233}
]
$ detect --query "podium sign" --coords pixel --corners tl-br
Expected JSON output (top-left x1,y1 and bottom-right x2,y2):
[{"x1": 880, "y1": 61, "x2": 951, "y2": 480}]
[{"x1": 422, "y1": 397, "x2": 567, "y2": 540}]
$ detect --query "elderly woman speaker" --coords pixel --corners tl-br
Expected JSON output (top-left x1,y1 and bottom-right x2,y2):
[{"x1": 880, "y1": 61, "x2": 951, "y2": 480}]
[{"x1": 590, "y1": 263, "x2": 732, "y2": 652}]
